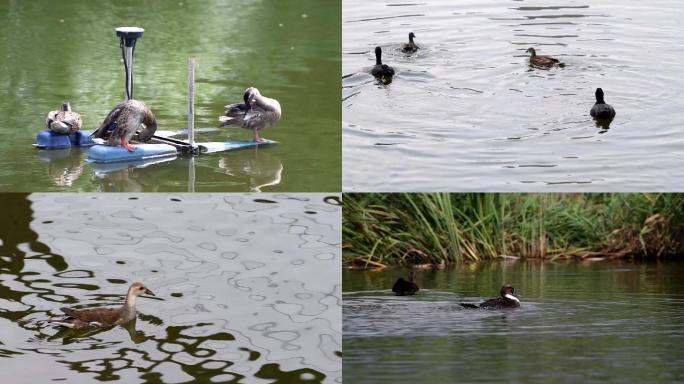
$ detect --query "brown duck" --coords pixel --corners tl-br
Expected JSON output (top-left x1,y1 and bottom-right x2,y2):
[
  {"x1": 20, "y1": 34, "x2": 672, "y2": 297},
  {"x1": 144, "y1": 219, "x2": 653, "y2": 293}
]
[
  {"x1": 526, "y1": 47, "x2": 561, "y2": 67},
  {"x1": 53, "y1": 282, "x2": 155, "y2": 329},
  {"x1": 219, "y1": 87, "x2": 282, "y2": 142},
  {"x1": 46, "y1": 102, "x2": 82, "y2": 135},
  {"x1": 91, "y1": 99, "x2": 157, "y2": 152}
]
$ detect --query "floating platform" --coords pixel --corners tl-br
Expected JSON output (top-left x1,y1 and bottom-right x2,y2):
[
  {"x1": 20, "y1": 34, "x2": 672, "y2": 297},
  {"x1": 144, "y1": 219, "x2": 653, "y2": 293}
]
[
  {"x1": 87, "y1": 139, "x2": 276, "y2": 164},
  {"x1": 198, "y1": 140, "x2": 276, "y2": 154},
  {"x1": 87, "y1": 144, "x2": 178, "y2": 163},
  {"x1": 34, "y1": 130, "x2": 96, "y2": 149}
]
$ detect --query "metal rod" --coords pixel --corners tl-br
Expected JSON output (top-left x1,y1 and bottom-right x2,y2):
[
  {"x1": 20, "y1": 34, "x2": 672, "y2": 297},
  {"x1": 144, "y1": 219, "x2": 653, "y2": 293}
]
[
  {"x1": 188, "y1": 58, "x2": 195, "y2": 147},
  {"x1": 125, "y1": 46, "x2": 133, "y2": 100}
]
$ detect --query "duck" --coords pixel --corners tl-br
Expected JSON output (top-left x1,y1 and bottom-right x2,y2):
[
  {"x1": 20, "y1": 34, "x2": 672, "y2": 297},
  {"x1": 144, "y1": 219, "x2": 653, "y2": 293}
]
[
  {"x1": 46, "y1": 102, "x2": 82, "y2": 135},
  {"x1": 526, "y1": 47, "x2": 560, "y2": 67},
  {"x1": 371, "y1": 46, "x2": 395, "y2": 78},
  {"x1": 91, "y1": 99, "x2": 157, "y2": 152},
  {"x1": 219, "y1": 87, "x2": 282, "y2": 143},
  {"x1": 392, "y1": 271, "x2": 419, "y2": 296},
  {"x1": 402, "y1": 32, "x2": 419, "y2": 53},
  {"x1": 460, "y1": 284, "x2": 520, "y2": 309},
  {"x1": 590, "y1": 88, "x2": 616, "y2": 119},
  {"x1": 52, "y1": 282, "x2": 155, "y2": 329}
]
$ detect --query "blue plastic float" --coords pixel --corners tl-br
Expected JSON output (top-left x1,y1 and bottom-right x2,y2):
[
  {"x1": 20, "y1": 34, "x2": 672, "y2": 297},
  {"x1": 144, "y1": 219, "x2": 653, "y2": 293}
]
[
  {"x1": 198, "y1": 140, "x2": 276, "y2": 154},
  {"x1": 87, "y1": 144, "x2": 178, "y2": 163},
  {"x1": 34, "y1": 130, "x2": 96, "y2": 149}
]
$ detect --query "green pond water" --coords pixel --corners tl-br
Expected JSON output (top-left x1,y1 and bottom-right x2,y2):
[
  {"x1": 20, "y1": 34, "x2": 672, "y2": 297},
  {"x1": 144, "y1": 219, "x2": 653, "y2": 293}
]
[
  {"x1": 0, "y1": 193, "x2": 342, "y2": 383},
  {"x1": 0, "y1": 0, "x2": 340, "y2": 192},
  {"x1": 343, "y1": 261, "x2": 684, "y2": 383}
]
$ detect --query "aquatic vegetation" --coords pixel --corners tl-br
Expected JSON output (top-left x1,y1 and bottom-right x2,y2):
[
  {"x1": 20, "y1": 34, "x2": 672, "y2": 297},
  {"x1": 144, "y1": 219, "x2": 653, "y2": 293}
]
[{"x1": 343, "y1": 193, "x2": 684, "y2": 266}]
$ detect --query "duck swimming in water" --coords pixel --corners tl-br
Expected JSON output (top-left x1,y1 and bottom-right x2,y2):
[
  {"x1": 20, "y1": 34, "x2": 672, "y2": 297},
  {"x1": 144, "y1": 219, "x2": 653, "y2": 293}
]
[
  {"x1": 590, "y1": 88, "x2": 616, "y2": 120},
  {"x1": 91, "y1": 99, "x2": 157, "y2": 152},
  {"x1": 526, "y1": 47, "x2": 561, "y2": 68},
  {"x1": 392, "y1": 271, "x2": 419, "y2": 296},
  {"x1": 46, "y1": 102, "x2": 82, "y2": 135},
  {"x1": 460, "y1": 284, "x2": 520, "y2": 309},
  {"x1": 52, "y1": 282, "x2": 155, "y2": 329},
  {"x1": 371, "y1": 46, "x2": 395, "y2": 80},
  {"x1": 219, "y1": 87, "x2": 282, "y2": 143},
  {"x1": 402, "y1": 32, "x2": 419, "y2": 53}
]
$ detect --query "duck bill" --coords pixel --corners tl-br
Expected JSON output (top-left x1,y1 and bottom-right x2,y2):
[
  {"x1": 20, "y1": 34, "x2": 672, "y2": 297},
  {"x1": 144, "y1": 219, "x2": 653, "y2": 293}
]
[{"x1": 144, "y1": 288, "x2": 155, "y2": 296}]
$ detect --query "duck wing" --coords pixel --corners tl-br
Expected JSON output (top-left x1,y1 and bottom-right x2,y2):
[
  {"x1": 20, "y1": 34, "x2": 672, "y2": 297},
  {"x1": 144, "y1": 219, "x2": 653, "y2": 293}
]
[
  {"x1": 60, "y1": 306, "x2": 121, "y2": 326},
  {"x1": 60, "y1": 111, "x2": 82, "y2": 134},
  {"x1": 92, "y1": 102, "x2": 126, "y2": 139},
  {"x1": 218, "y1": 102, "x2": 249, "y2": 127}
]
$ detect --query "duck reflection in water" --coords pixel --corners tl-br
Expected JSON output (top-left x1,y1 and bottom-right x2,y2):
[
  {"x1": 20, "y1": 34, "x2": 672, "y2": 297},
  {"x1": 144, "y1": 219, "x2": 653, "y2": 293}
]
[{"x1": 218, "y1": 147, "x2": 283, "y2": 192}]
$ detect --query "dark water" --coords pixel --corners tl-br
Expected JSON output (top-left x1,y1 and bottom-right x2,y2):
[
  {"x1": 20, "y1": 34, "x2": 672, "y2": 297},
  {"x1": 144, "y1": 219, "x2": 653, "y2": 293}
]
[
  {"x1": 343, "y1": 261, "x2": 684, "y2": 383},
  {"x1": 0, "y1": 0, "x2": 341, "y2": 192},
  {"x1": 343, "y1": 0, "x2": 684, "y2": 191},
  {"x1": 0, "y1": 193, "x2": 342, "y2": 383}
]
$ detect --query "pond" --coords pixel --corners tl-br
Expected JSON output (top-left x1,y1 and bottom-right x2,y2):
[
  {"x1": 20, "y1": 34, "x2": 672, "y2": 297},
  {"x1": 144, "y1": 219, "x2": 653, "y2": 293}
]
[
  {"x1": 343, "y1": 261, "x2": 684, "y2": 383},
  {"x1": 0, "y1": 193, "x2": 341, "y2": 383},
  {"x1": 0, "y1": 0, "x2": 341, "y2": 192},
  {"x1": 342, "y1": 0, "x2": 684, "y2": 191}
]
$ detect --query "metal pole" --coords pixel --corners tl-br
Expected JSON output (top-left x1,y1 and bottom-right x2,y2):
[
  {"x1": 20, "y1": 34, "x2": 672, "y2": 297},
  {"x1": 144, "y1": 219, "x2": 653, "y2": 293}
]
[
  {"x1": 188, "y1": 58, "x2": 195, "y2": 148},
  {"x1": 125, "y1": 46, "x2": 133, "y2": 100}
]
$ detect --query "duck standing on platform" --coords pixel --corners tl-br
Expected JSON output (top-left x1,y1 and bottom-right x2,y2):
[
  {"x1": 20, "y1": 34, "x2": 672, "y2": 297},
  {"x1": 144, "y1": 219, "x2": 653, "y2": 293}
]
[
  {"x1": 92, "y1": 99, "x2": 157, "y2": 152},
  {"x1": 219, "y1": 87, "x2": 282, "y2": 143},
  {"x1": 46, "y1": 102, "x2": 82, "y2": 135},
  {"x1": 52, "y1": 282, "x2": 155, "y2": 329}
]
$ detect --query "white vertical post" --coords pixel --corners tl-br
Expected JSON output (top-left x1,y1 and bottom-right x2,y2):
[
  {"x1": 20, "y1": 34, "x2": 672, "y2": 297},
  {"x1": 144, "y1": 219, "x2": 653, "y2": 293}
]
[
  {"x1": 125, "y1": 46, "x2": 133, "y2": 100},
  {"x1": 188, "y1": 58, "x2": 195, "y2": 147}
]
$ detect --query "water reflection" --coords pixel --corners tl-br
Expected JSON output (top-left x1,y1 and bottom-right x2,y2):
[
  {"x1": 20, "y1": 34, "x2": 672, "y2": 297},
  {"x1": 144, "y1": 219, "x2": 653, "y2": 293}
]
[
  {"x1": 0, "y1": 193, "x2": 341, "y2": 383},
  {"x1": 218, "y1": 148, "x2": 284, "y2": 192},
  {"x1": 36, "y1": 149, "x2": 85, "y2": 188}
]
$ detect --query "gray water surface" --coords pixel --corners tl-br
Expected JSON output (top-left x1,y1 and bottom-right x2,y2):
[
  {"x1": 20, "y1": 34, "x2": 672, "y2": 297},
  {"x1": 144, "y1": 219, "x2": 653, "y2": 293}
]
[
  {"x1": 343, "y1": 0, "x2": 684, "y2": 191},
  {"x1": 343, "y1": 262, "x2": 684, "y2": 383},
  {"x1": 0, "y1": 193, "x2": 341, "y2": 383}
]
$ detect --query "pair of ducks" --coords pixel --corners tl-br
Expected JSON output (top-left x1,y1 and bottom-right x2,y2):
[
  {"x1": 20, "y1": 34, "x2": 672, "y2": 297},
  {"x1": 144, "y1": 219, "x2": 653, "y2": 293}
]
[
  {"x1": 370, "y1": 32, "x2": 419, "y2": 80},
  {"x1": 46, "y1": 88, "x2": 281, "y2": 151},
  {"x1": 392, "y1": 272, "x2": 521, "y2": 309}
]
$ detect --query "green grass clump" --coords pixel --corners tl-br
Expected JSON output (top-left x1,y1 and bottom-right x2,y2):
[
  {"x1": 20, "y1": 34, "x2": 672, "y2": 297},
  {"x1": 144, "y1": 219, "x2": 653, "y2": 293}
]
[{"x1": 343, "y1": 193, "x2": 684, "y2": 267}]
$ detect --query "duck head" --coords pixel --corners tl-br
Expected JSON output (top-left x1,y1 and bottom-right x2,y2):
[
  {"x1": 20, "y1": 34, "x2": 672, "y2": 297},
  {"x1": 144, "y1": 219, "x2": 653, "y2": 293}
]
[
  {"x1": 500, "y1": 284, "x2": 520, "y2": 303},
  {"x1": 126, "y1": 282, "x2": 155, "y2": 304},
  {"x1": 60, "y1": 101, "x2": 72, "y2": 112},
  {"x1": 408, "y1": 32, "x2": 416, "y2": 42},
  {"x1": 243, "y1": 87, "x2": 261, "y2": 110},
  {"x1": 375, "y1": 46, "x2": 383, "y2": 65},
  {"x1": 137, "y1": 112, "x2": 157, "y2": 142},
  {"x1": 525, "y1": 47, "x2": 536, "y2": 56},
  {"x1": 408, "y1": 270, "x2": 416, "y2": 282},
  {"x1": 595, "y1": 88, "x2": 605, "y2": 104}
]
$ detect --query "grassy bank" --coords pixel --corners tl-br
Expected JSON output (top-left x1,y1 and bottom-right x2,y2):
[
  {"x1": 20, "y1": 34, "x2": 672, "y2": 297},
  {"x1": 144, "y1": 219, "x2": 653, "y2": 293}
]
[{"x1": 343, "y1": 193, "x2": 684, "y2": 267}]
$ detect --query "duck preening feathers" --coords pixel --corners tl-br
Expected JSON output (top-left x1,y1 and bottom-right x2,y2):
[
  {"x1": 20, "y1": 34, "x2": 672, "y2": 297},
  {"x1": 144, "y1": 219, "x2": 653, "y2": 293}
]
[
  {"x1": 460, "y1": 284, "x2": 520, "y2": 309},
  {"x1": 392, "y1": 271, "x2": 419, "y2": 296},
  {"x1": 46, "y1": 102, "x2": 82, "y2": 135},
  {"x1": 219, "y1": 87, "x2": 282, "y2": 143},
  {"x1": 52, "y1": 282, "x2": 155, "y2": 329},
  {"x1": 91, "y1": 99, "x2": 157, "y2": 152}
]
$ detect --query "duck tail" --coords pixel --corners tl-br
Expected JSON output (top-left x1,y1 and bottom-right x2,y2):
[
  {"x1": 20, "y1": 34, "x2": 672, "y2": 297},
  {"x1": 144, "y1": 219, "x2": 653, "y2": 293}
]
[{"x1": 460, "y1": 303, "x2": 480, "y2": 309}]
